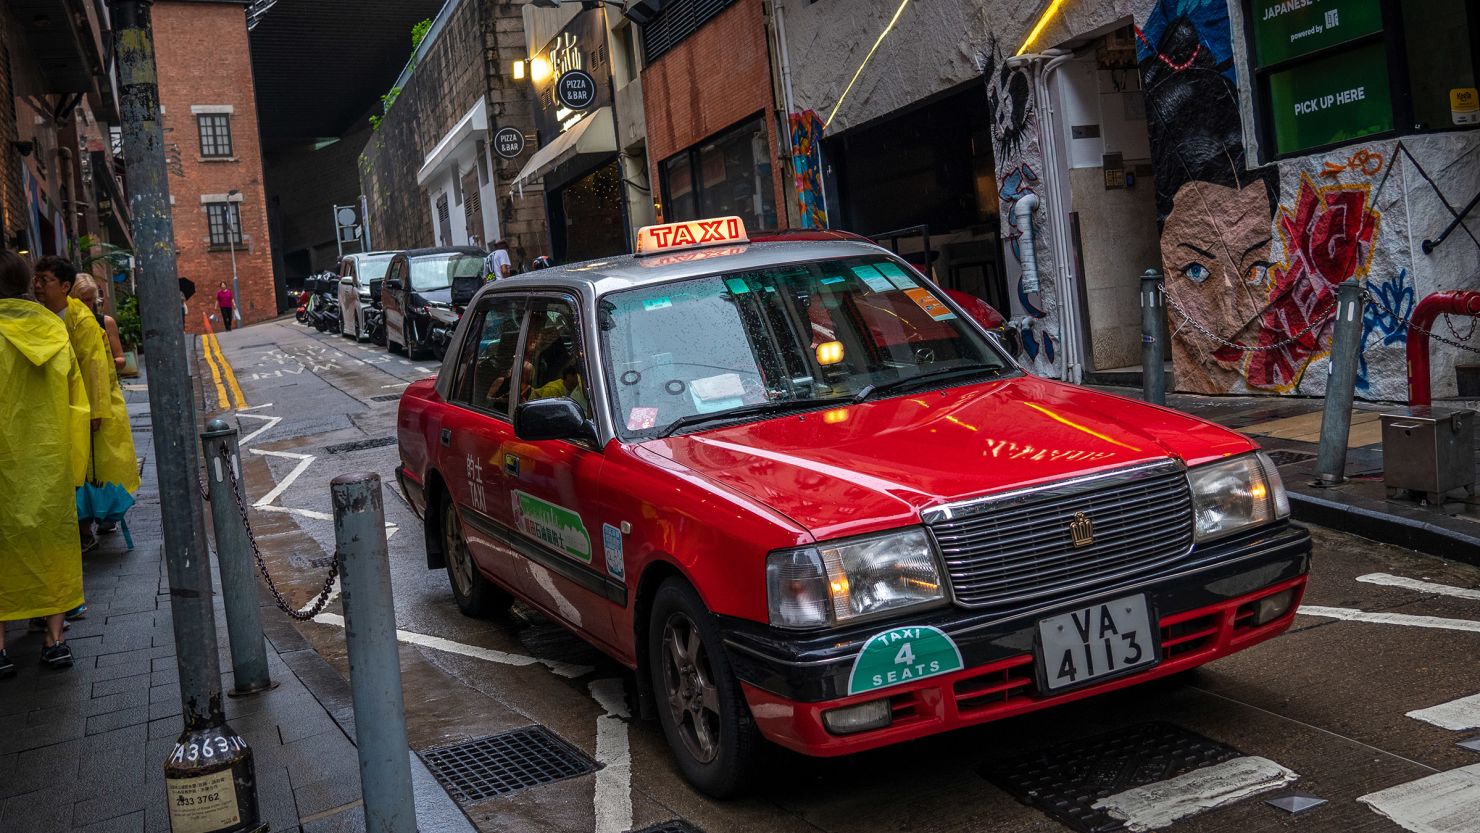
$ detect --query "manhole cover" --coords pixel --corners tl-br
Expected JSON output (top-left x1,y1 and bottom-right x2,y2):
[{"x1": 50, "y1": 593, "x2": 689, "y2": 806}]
[
  {"x1": 1265, "y1": 449, "x2": 1316, "y2": 467},
  {"x1": 369, "y1": 393, "x2": 401, "y2": 402},
  {"x1": 420, "y1": 726, "x2": 598, "y2": 802},
  {"x1": 629, "y1": 823, "x2": 704, "y2": 833},
  {"x1": 981, "y1": 722, "x2": 1242, "y2": 833},
  {"x1": 324, "y1": 436, "x2": 397, "y2": 454}
]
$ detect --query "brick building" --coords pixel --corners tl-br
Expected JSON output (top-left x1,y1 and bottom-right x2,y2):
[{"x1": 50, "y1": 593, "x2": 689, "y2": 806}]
[
  {"x1": 640, "y1": 0, "x2": 787, "y2": 231},
  {"x1": 153, "y1": 0, "x2": 275, "y2": 333}
]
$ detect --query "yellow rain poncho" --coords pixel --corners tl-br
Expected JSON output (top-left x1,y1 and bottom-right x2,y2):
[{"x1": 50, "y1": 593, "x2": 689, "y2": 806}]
[
  {"x1": 0, "y1": 298, "x2": 89, "y2": 620},
  {"x1": 65, "y1": 296, "x2": 139, "y2": 496}
]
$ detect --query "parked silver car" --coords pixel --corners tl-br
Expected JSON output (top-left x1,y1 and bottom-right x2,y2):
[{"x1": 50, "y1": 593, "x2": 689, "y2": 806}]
[{"x1": 337, "y1": 250, "x2": 397, "y2": 341}]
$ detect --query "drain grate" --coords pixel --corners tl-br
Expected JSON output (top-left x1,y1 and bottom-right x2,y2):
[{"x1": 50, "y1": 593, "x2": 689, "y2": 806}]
[
  {"x1": 420, "y1": 726, "x2": 599, "y2": 802},
  {"x1": 981, "y1": 722, "x2": 1242, "y2": 833},
  {"x1": 323, "y1": 436, "x2": 397, "y2": 454},
  {"x1": 1265, "y1": 449, "x2": 1316, "y2": 467},
  {"x1": 369, "y1": 393, "x2": 402, "y2": 402},
  {"x1": 628, "y1": 823, "x2": 704, "y2": 833}
]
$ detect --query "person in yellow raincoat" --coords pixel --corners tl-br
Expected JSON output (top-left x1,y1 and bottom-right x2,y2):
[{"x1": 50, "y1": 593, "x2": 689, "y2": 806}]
[
  {"x1": 34, "y1": 257, "x2": 139, "y2": 555},
  {"x1": 0, "y1": 250, "x2": 89, "y2": 674}
]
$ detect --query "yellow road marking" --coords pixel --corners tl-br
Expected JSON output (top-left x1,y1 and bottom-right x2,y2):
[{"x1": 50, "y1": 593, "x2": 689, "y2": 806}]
[
  {"x1": 212, "y1": 329, "x2": 247, "y2": 409},
  {"x1": 199, "y1": 327, "x2": 230, "y2": 408}
]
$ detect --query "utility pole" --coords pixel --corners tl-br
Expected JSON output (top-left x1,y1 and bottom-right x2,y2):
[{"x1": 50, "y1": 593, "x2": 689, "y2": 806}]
[
  {"x1": 111, "y1": 3, "x2": 263, "y2": 830},
  {"x1": 227, "y1": 188, "x2": 242, "y2": 324}
]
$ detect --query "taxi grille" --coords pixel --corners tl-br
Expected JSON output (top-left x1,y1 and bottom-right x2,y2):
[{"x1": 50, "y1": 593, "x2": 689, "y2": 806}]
[{"x1": 925, "y1": 460, "x2": 1193, "y2": 609}]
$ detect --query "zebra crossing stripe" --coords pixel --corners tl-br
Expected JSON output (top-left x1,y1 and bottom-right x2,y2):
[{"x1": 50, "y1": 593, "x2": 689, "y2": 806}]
[
  {"x1": 1408, "y1": 693, "x2": 1480, "y2": 731},
  {"x1": 1356, "y1": 573, "x2": 1480, "y2": 601},
  {"x1": 1359, "y1": 764, "x2": 1480, "y2": 833},
  {"x1": 1090, "y1": 756, "x2": 1298, "y2": 831}
]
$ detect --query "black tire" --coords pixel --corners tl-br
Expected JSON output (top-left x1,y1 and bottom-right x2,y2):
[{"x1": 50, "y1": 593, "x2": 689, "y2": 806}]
[
  {"x1": 648, "y1": 578, "x2": 760, "y2": 798},
  {"x1": 442, "y1": 499, "x2": 511, "y2": 618}
]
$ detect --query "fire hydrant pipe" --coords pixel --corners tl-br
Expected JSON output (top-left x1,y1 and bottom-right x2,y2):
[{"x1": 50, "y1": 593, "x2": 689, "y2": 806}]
[{"x1": 1407, "y1": 291, "x2": 1480, "y2": 407}]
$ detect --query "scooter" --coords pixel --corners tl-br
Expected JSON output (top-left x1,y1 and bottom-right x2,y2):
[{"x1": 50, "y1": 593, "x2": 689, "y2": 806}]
[{"x1": 294, "y1": 288, "x2": 311, "y2": 323}]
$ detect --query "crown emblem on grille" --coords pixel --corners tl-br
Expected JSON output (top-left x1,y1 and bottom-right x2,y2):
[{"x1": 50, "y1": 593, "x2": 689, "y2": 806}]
[{"x1": 1069, "y1": 512, "x2": 1094, "y2": 548}]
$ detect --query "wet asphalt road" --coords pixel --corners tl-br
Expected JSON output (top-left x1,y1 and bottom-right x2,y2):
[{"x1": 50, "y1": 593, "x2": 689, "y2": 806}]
[{"x1": 208, "y1": 318, "x2": 1480, "y2": 833}]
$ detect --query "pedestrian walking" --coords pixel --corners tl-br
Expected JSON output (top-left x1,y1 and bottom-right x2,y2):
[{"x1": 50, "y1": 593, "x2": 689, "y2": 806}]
[
  {"x1": 484, "y1": 240, "x2": 512, "y2": 281},
  {"x1": 216, "y1": 282, "x2": 235, "y2": 331},
  {"x1": 73, "y1": 275, "x2": 126, "y2": 372},
  {"x1": 0, "y1": 250, "x2": 90, "y2": 674}
]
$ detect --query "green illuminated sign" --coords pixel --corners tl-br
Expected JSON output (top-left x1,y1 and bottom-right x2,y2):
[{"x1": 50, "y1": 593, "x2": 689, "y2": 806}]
[
  {"x1": 1268, "y1": 42, "x2": 1393, "y2": 155},
  {"x1": 1251, "y1": 0, "x2": 1383, "y2": 66}
]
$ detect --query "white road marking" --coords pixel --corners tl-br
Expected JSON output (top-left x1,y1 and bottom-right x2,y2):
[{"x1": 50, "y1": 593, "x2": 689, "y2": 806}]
[
  {"x1": 381, "y1": 382, "x2": 410, "y2": 389},
  {"x1": 1091, "y1": 756, "x2": 1298, "y2": 831},
  {"x1": 250, "y1": 448, "x2": 315, "y2": 507},
  {"x1": 1359, "y1": 764, "x2": 1480, "y2": 833},
  {"x1": 589, "y1": 679, "x2": 633, "y2": 833},
  {"x1": 236, "y1": 411, "x2": 282, "y2": 447},
  {"x1": 1299, "y1": 606, "x2": 1480, "y2": 634},
  {"x1": 1357, "y1": 573, "x2": 1480, "y2": 601},
  {"x1": 310, "y1": 612, "x2": 591, "y2": 678},
  {"x1": 236, "y1": 403, "x2": 274, "y2": 412},
  {"x1": 1408, "y1": 693, "x2": 1480, "y2": 731}
]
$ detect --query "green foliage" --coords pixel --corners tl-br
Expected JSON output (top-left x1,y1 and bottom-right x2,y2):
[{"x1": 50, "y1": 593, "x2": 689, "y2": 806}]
[
  {"x1": 115, "y1": 294, "x2": 142, "y2": 348},
  {"x1": 69, "y1": 234, "x2": 132, "y2": 277},
  {"x1": 410, "y1": 18, "x2": 433, "y2": 52},
  {"x1": 370, "y1": 17, "x2": 428, "y2": 131}
]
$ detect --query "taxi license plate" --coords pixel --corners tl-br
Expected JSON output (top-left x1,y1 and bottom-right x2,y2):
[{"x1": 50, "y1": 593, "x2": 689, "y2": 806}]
[{"x1": 1037, "y1": 594, "x2": 1155, "y2": 692}]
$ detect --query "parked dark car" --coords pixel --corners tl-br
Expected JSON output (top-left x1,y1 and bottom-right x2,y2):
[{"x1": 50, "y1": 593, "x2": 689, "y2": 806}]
[{"x1": 382, "y1": 246, "x2": 486, "y2": 359}]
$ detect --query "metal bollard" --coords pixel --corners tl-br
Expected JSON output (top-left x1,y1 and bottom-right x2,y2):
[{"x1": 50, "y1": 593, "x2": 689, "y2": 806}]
[
  {"x1": 202, "y1": 418, "x2": 274, "y2": 696},
  {"x1": 1316, "y1": 280, "x2": 1366, "y2": 484},
  {"x1": 332, "y1": 473, "x2": 416, "y2": 833},
  {"x1": 1140, "y1": 269, "x2": 1167, "y2": 406}
]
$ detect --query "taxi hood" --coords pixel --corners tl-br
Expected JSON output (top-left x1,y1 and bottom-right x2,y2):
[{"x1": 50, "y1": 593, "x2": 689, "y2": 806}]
[{"x1": 635, "y1": 376, "x2": 1255, "y2": 541}]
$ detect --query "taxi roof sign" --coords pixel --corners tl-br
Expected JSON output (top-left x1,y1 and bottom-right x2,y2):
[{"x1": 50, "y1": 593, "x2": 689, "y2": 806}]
[{"x1": 635, "y1": 216, "x2": 748, "y2": 256}]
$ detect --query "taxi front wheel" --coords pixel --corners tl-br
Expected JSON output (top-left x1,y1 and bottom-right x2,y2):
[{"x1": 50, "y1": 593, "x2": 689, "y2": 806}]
[
  {"x1": 442, "y1": 500, "x2": 511, "y2": 617},
  {"x1": 648, "y1": 578, "x2": 759, "y2": 798}
]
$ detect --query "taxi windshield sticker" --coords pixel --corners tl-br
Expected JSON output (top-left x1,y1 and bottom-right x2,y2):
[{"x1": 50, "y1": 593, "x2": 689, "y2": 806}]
[
  {"x1": 627, "y1": 407, "x2": 659, "y2": 430},
  {"x1": 724, "y1": 277, "x2": 751, "y2": 295},
  {"x1": 848, "y1": 626, "x2": 963, "y2": 695},
  {"x1": 874, "y1": 261, "x2": 920, "y2": 289},
  {"x1": 602, "y1": 523, "x2": 625, "y2": 581},
  {"x1": 643, "y1": 297, "x2": 673, "y2": 312},
  {"x1": 820, "y1": 275, "x2": 846, "y2": 286},
  {"x1": 904, "y1": 287, "x2": 958, "y2": 321},
  {"x1": 849, "y1": 264, "x2": 895, "y2": 293},
  {"x1": 512, "y1": 490, "x2": 592, "y2": 563}
]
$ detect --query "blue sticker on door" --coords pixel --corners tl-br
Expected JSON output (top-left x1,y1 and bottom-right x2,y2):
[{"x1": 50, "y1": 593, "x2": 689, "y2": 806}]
[{"x1": 602, "y1": 523, "x2": 625, "y2": 581}]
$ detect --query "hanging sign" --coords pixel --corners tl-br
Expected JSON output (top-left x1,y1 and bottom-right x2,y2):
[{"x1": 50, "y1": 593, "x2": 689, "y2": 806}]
[
  {"x1": 1452, "y1": 88, "x2": 1480, "y2": 126},
  {"x1": 556, "y1": 70, "x2": 597, "y2": 110},
  {"x1": 493, "y1": 127, "x2": 526, "y2": 159}
]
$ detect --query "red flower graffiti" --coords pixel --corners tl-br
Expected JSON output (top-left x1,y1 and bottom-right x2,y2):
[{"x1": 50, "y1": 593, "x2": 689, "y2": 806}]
[{"x1": 1215, "y1": 174, "x2": 1380, "y2": 390}]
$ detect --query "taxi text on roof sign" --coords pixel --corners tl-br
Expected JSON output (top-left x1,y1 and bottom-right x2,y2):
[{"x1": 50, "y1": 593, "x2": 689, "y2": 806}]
[{"x1": 635, "y1": 216, "x2": 748, "y2": 256}]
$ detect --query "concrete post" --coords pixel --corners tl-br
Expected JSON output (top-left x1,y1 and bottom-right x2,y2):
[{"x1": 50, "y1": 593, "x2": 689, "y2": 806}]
[
  {"x1": 1316, "y1": 280, "x2": 1366, "y2": 484},
  {"x1": 201, "y1": 419, "x2": 274, "y2": 696},
  {"x1": 332, "y1": 473, "x2": 416, "y2": 833},
  {"x1": 112, "y1": 3, "x2": 264, "y2": 829},
  {"x1": 1140, "y1": 269, "x2": 1167, "y2": 406}
]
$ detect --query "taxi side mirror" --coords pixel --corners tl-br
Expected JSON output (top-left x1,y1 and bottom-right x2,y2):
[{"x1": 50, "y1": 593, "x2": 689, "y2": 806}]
[{"x1": 514, "y1": 398, "x2": 597, "y2": 444}]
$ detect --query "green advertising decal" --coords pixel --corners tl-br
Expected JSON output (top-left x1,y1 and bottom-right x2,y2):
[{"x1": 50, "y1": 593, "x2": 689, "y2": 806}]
[
  {"x1": 1251, "y1": 0, "x2": 1383, "y2": 66},
  {"x1": 847, "y1": 626, "x2": 964, "y2": 695},
  {"x1": 512, "y1": 490, "x2": 592, "y2": 563},
  {"x1": 1268, "y1": 41, "x2": 1393, "y2": 155}
]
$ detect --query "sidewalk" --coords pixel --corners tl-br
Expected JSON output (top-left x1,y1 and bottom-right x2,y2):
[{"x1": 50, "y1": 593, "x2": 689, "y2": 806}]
[
  {"x1": 1096, "y1": 385, "x2": 1480, "y2": 563},
  {"x1": 1, "y1": 367, "x2": 471, "y2": 832}
]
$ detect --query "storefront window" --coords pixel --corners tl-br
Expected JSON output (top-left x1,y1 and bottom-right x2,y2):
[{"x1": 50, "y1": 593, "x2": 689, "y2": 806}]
[
  {"x1": 1247, "y1": 0, "x2": 1480, "y2": 157},
  {"x1": 659, "y1": 116, "x2": 777, "y2": 229}
]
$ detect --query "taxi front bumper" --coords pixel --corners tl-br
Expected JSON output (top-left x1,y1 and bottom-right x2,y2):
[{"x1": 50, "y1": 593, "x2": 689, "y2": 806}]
[{"x1": 719, "y1": 521, "x2": 1311, "y2": 756}]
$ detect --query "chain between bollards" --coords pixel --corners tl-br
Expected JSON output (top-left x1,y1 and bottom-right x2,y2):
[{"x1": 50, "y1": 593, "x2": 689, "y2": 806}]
[
  {"x1": 1140, "y1": 269, "x2": 1167, "y2": 406},
  {"x1": 332, "y1": 473, "x2": 417, "y2": 833},
  {"x1": 201, "y1": 419, "x2": 276, "y2": 697},
  {"x1": 1315, "y1": 280, "x2": 1367, "y2": 485}
]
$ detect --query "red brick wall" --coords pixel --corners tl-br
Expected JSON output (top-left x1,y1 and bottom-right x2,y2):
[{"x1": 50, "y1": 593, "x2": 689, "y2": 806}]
[
  {"x1": 154, "y1": 0, "x2": 276, "y2": 334},
  {"x1": 641, "y1": 0, "x2": 784, "y2": 223}
]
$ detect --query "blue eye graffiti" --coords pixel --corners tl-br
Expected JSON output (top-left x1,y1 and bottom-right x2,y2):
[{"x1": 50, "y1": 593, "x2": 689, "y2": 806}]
[{"x1": 1179, "y1": 262, "x2": 1211, "y2": 283}]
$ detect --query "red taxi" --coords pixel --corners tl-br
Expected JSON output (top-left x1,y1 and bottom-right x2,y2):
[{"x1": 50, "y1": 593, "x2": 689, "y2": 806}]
[{"x1": 396, "y1": 217, "x2": 1310, "y2": 797}]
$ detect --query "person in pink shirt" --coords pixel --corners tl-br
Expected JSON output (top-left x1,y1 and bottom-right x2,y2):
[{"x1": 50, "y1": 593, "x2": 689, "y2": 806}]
[{"x1": 215, "y1": 282, "x2": 235, "y2": 331}]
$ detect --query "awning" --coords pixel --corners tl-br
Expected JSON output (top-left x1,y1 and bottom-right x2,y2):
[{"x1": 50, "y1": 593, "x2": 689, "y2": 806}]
[
  {"x1": 510, "y1": 107, "x2": 616, "y2": 196},
  {"x1": 416, "y1": 100, "x2": 488, "y2": 186}
]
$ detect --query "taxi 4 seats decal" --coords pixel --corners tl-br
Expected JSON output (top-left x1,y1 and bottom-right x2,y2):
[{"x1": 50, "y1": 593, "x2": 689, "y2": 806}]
[
  {"x1": 848, "y1": 626, "x2": 964, "y2": 696},
  {"x1": 512, "y1": 490, "x2": 592, "y2": 563}
]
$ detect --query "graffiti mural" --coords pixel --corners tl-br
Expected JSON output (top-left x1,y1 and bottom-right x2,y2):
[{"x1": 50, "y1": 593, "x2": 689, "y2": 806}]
[
  {"x1": 1358, "y1": 269, "x2": 1413, "y2": 393},
  {"x1": 789, "y1": 110, "x2": 828, "y2": 230},
  {"x1": 981, "y1": 36, "x2": 1060, "y2": 375}
]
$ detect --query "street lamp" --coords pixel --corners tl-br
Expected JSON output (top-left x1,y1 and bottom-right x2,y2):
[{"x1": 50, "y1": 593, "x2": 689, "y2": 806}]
[{"x1": 226, "y1": 187, "x2": 241, "y2": 324}]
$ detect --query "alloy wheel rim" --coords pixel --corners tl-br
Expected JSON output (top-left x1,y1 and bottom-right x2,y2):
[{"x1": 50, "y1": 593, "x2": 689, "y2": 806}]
[
  {"x1": 660, "y1": 612, "x2": 721, "y2": 764},
  {"x1": 445, "y1": 503, "x2": 473, "y2": 597}
]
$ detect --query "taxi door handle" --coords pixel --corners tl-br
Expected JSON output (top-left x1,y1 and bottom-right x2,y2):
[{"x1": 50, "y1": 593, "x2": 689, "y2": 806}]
[
  {"x1": 440, "y1": 428, "x2": 452, "y2": 447},
  {"x1": 504, "y1": 453, "x2": 521, "y2": 478}
]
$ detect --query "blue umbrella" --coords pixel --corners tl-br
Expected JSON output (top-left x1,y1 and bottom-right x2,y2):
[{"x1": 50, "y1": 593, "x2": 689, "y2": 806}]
[{"x1": 77, "y1": 436, "x2": 135, "y2": 550}]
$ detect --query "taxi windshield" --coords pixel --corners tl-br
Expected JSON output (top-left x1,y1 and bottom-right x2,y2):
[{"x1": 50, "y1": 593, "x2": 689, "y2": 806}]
[{"x1": 600, "y1": 255, "x2": 1013, "y2": 438}]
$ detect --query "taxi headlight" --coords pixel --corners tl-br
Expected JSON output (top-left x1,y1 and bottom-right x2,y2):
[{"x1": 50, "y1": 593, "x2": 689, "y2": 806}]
[
  {"x1": 1187, "y1": 452, "x2": 1289, "y2": 543},
  {"x1": 766, "y1": 529, "x2": 945, "y2": 629}
]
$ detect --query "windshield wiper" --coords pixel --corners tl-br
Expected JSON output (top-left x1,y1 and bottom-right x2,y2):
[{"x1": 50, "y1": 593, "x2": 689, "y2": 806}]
[
  {"x1": 657, "y1": 397, "x2": 838, "y2": 438},
  {"x1": 853, "y1": 363, "x2": 1007, "y2": 403}
]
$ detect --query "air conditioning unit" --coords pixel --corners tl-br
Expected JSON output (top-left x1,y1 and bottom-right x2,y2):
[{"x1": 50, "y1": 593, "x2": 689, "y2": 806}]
[{"x1": 624, "y1": 0, "x2": 664, "y2": 26}]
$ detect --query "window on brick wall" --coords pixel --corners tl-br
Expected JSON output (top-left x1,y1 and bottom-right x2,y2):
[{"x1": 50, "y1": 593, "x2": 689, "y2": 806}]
[
  {"x1": 197, "y1": 114, "x2": 234, "y2": 158},
  {"x1": 658, "y1": 114, "x2": 777, "y2": 229},
  {"x1": 206, "y1": 202, "x2": 242, "y2": 246}
]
